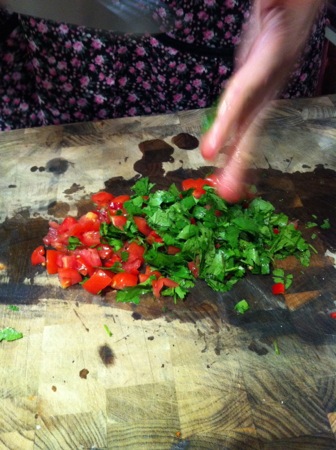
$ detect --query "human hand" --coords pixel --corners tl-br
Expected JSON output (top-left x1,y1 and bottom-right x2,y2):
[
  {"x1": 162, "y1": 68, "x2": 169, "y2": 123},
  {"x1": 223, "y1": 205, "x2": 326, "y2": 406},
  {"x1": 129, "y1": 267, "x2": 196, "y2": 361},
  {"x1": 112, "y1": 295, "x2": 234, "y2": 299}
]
[{"x1": 200, "y1": 0, "x2": 324, "y2": 203}]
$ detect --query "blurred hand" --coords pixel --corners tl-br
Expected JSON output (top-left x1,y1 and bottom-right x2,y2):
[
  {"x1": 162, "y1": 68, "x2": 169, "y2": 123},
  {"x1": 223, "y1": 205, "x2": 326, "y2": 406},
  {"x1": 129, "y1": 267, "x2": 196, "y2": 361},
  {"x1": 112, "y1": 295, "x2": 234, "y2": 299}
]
[{"x1": 200, "y1": 0, "x2": 324, "y2": 203}]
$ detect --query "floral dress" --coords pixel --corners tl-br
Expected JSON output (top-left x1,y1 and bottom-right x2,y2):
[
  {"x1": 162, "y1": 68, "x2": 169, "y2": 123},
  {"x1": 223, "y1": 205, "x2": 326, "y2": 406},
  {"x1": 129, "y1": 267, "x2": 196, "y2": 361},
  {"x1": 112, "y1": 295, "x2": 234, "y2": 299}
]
[{"x1": 0, "y1": 1, "x2": 327, "y2": 131}]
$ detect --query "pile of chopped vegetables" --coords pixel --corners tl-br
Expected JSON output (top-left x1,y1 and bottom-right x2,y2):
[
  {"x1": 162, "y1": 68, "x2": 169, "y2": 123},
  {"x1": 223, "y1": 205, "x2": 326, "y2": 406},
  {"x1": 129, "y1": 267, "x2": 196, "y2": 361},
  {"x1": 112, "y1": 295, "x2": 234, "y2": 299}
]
[{"x1": 31, "y1": 176, "x2": 315, "y2": 304}]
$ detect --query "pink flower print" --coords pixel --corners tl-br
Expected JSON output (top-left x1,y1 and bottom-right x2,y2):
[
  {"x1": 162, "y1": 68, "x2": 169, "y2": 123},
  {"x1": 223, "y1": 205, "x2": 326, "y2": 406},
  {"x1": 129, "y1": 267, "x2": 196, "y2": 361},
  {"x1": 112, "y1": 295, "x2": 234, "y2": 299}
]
[
  {"x1": 73, "y1": 41, "x2": 84, "y2": 52},
  {"x1": 198, "y1": 99, "x2": 207, "y2": 108},
  {"x1": 170, "y1": 77, "x2": 179, "y2": 85},
  {"x1": 37, "y1": 22, "x2": 48, "y2": 33},
  {"x1": 217, "y1": 20, "x2": 224, "y2": 29},
  {"x1": 29, "y1": 18, "x2": 36, "y2": 26},
  {"x1": 176, "y1": 8, "x2": 184, "y2": 17},
  {"x1": 32, "y1": 58, "x2": 40, "y2": 69},
  {"x1": 183, "y1": 28, "x2": 191, "y2": 35},
  {"x1": 89, "y1": 64, "x2": 96, "y2": 72},
  {"x1": 175, "y1": 20, "x2": 183, "y2": 29},
  {"x1": 78, "y1": 98, "x2": 88, "y2": 107},
  {"x1": 168, "y1": 48, "x2": 178, "y2": 56},
  {"x1": 197, "y1": 12, "x2": 209, "y2": 21},
  {"x1": 184, "y1": 13, "x2": 193, "y2": 22},
  {"x1": 69, "y1": 98, "x2": 76, "y2": 105},
  {"x1": 158, "y1": 75, "x2": 165, "y2": 83},
  {"x1": 94, "y1": 55, "x2": 104, "y2": 65},
  {"x1": 92, "y1": 39, "x2": 103, "y2": 50},
  {"x1": 128, "y1": 107, "x2": 137, "y2": 116},
  {"x1": 2, "y1": 95, "x2": 10, "y2": 103},
  {"x1": 50, "y1": 108, "x2": 60, "y2": 117},
  {"x1": 20, "y1": 102, "x2": 29, "y2": 111},
  {"x1": 128, "y1": 93, "x2": 138, "y2": 102},
  {"x1": 74, "y1": 112, "x2": 85, "y2": 119},
  {"x1": 3, "y1": 53, "x2": 14, "y2": 64},
  {"x1": 173, "y1": 93, "x2": 182, "y2": 103},
  {"x1": 61, "y1": 113, "x2": 71, "y2": 121},
  {"x1": 169, "y1": 61, "x2": 176, "y2": 69},
  {"x1": 71, "y1": 58, "x2": 81, "y2": 68},
  {"x1": 195, "y1": 64, "x2": 205, "y2": 74},
  {"x1": 136, "y1": 47, "x2": 146, "y2": 56},
  {"x1": 118, "y1": 46, "x2": 127, "y2": 54},
  {"x1": 219, "y1": 65, "x2": 228, "y2": 76},
  {"x1": 142, "y1": 81, "x2": 151, "y2": 90},
  {"x1": 192, "y1": 79, "x2": 202, "y2": 88},
  {"x1": 232, "y1": 36, "x2": 240, "y2": 45},
  {"x1": 203, "y1": 30, "x2": 214, "y2": 41},
  {"x1": 48, "y1": 56, "x2": 56, "y2": 65},
  {"x1": 12, "y1": 72, "x2": 21, "y2": 81},
  {"x1": 186, "y1": 35, "x2": 195, "y2": 44},
  {"x1": 13, "y1": 98, "x2": 20, "y2": 105},
  {"x1": 225, "y1": 15, "x2": 235, "y2": 24},
  {"x1": 225, "y1": 31, "x2": 232, "y2": 39},
  {"x1": 205, "y1": 0, "x2": 215, "y2": 5},
  {"x1": 144, "y1": 106, "x2": 151, "y2": 113},
  {"x1": 3, "y1": 107, "x2": 11, "y2": 115},
  {"x1": 63, "y1": 83, "x2": 73, "y2": 92},
  {"x1": 57, "y1": 61, "x2": 67, "y2": 70},
  {"x1": 244, "y1": 11, "x2": 250, "y2": 19},
  {"x1": 118, "y1": 77, "x2": 127, "y2": 87},
  {"x1": 136, "y1": 76, "x2": 143, "y2": 83},
  {"x1": 98, "y1": 109, "x2": 107, "y2": 118},
  {"x1": 65, "y1": 41, "x2": 72, "y2": 49},
  {"x1": 59, "y1": 75, "x2": 67, "y2": 82},
  {"x1": 42, "y1": 80, "x2": 53, "y2": 90},
  {"x1": 158, "y1": 92, "x2": 165, "y2": 101},
  {"x1": 225, "y1": 0, "x2": 236, "y2": 8},
  {"x1": 99, "y1": 73, "x2": 105, "y2": 81},
  {"x1": 106, "y1": 77, "x2": 115, "y2": 86},
  {"x1": 157, "y1": 7, "x2": 167, "y2": 19},
  {"x1": 80, "y1": 76, "x2": 90, "y2": 87},
  {"x1": 136, "y1": 61, "x2": 145, "y2": 70},
  {"x1": 300, "y1": 73, "x2": 307, "y2": 82},
  {"x1": 59, "y1": 24, "x2": 69, "y2": 34},
  {"x1": 49, "y1": 68, "x2": 57, "y2": 77},
  {"x1": 149, "y1": 37, "x2": 159, "y2": 47},
  {"x1": 177, "y1": 63, "x2": 187, "y2": 73},
  {"x1": 28, "y1": 41, "x2": 38, "y2": 52},
  {"x1": 94, "y1": 95, "x2": 105, "y2": 104}
]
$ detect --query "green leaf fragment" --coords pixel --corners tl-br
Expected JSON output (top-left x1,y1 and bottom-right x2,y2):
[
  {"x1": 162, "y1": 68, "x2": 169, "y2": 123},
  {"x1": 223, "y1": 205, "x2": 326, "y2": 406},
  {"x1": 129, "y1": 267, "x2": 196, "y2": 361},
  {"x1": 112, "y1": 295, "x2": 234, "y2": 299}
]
[
  {"x1": 234, "y1": 299, "x2": 250, "y2": 314},
  {"x1": 0, "y1": 327, "x2": 23, "y2": 342}
]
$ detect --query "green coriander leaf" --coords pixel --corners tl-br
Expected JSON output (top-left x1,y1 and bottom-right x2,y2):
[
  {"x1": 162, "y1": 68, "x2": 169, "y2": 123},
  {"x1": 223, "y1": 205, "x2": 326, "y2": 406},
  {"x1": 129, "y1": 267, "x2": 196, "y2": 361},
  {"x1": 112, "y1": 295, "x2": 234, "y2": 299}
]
[
  {"x1": 7, "y1": 305, "x2": 19, "y2": 311},
  {"x1": 67, "y1": 236, "x2": 82, "y2": 250},
  {"x1": 0, "y1": 327, "x2": 23, "y2": 342},
  {"x1": 131, "y1": 177, "x2": 155, "y2": 196},
  {"x1": 104, "y1": 324, "x2": 113, "y2": 337},
  {"x1": 234, "y1": 299, "x2": 250, "y2": 314},
  {"x1": 305, "y1": 221, "x2": 318, "y2": 229},
  {"x1": 321, "y1": 218, "x2": 331, "y2": 229}
]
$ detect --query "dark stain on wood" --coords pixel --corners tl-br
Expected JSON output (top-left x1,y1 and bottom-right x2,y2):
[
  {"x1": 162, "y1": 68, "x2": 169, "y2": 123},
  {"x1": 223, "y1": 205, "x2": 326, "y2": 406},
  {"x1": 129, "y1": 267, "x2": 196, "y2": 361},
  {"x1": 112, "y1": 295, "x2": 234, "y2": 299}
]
[
  {"x1": 79, "y1": 368, "x2": 89, "y2": 379},
  {"x1": 171, "y1": 133, "x2": 199, "y2": 150},
  {"x1": 135, "y1": 139, "x2": 174, "y2": 178},
  {"x1": 47, "y1": 201, "x2": 70, "y2": 218},
  {"x1": 51, "y1": 385, "x2": 57, "y2": 392},
  {"x1": 248, "y1": 340, "x2": 269, "y2": 356},
  {"x1": 98, "y1": 345, "x2": 115, "y2": 366},
  {"x1": 63, "y1": 183, "x2": 85, "y2": 195},
  {"x1": 46, "y1": 158, "x2": 71, "y2": 175},
  {"x1": 8, "y1": 185, "x2": 16, "y2": 188},
  {"x1": 132, "y1": 312, "x2": 142, "y2": 321}
]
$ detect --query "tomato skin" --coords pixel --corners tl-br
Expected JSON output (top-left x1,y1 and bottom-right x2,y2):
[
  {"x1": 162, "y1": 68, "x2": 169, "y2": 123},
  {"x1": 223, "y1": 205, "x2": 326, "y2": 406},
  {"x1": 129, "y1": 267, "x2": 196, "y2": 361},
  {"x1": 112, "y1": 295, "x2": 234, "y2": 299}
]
[
  {"x1": 46, "y1": 249, "x2": 60, "y2": 274},
  {"x1": 139, "y1": 266, "x2": 162, "y2": 283},
  {"x1": 187, "y1": 261, "x2": 199, "y2": 278},
  {"x1": 97, "y1": 244, "x2": 113, "y2": 260},
  {"x1": 152, "y1": 277, "x2": 179, "y2": 298},
  {"x1": 111, "y1": 215, "x2": 127, "y2": 229},
  {"x1": 182, "y1": 178, "x2": 208, "y2": 198},
  {"x1": 110, "y1": 195, "x2": 131, "y2": 210},
  {"x1": 81, "y1": 231, "x2": 101, "y2": 247},
  {"x1": 133, "y1": 216, "x2": 153, "y2": 236},
  {"x1": 272, "y1": 283, "x2": 285, "y2": 295},
  {"x1": 91, "y1": 191, "x2": 114, "y2": 207},
  {"x1": 146, "y1": 230, "x2": 163, "y2": 244},
  {"x1": 167, "y1": 245, "x2": 181, "y2": 255},
  {"x1": 31, "y1": 245, "x2": 46, "y2": 265},
  {"x1": 58, "y1": 268, "x2": 82, "y2": 288},
  {"x1": 82, "y1": 269, "x2": 114, "y2": 294},
  {"x1": 111, "y1": 272, "x2": 138, "y2": 290}
]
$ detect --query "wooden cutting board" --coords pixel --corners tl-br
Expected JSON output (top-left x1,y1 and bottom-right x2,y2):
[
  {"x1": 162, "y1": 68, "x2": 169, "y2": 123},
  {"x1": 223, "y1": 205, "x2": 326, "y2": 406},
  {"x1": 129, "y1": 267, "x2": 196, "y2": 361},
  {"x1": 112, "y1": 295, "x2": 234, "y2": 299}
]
[{"x1": 0, "y1": 96, "x2": 336, "y2": 450}]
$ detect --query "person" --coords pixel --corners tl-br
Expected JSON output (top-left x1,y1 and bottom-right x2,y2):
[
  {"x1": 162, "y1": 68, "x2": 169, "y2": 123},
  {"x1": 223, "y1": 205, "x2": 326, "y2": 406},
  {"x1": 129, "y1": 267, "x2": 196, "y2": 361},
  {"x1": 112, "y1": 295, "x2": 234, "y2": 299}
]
[{"x1": 0, "y1": 1, "x2": 327, "y2": 199}]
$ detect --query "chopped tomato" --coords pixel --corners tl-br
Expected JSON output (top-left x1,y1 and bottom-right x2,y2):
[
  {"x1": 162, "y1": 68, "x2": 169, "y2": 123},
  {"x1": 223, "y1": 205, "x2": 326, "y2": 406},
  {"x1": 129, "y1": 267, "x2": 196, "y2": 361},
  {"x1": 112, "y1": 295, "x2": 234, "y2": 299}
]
[
  {"x1": 82, "y1": 269, "x2": 114, "y2": 294},
  {"x1": 125, "y1": 242, "x2": 145, "y2": 261},
  {"x1": 146, "y1": 230, "x2": 163, "y2": 244},
  {"x1": 74, "y1": 255, "x2": 94, "y2": 276},
  {"x1": 152, "y1": 277, "x2": 179, "y2": 298},
  {"x1": 272, "y1": 283, "x2": 285, "y2": 295},
  {"x1": 58, "y1": 268, "x2": 82, "y2": 288},
  {"x1": 81, "y1": 231, "x2": 101, "y2": 247},
  {"x1": 104, "y1": 253, "x2": 122, "y2": 268},
  {"x1": 167, "y1": 245, "x2": 181, "y2": 255},
  {"x1": 111, "y1": 272, "x2": 138, "y2": 290},
  {"x1": 91, "y1": 191, "x2": 114, "y2": 207},
  {"x1": 133, "y1": 216, "x2": 153, "y2": 236},
  {"x1": 329, "y1": 312, "x2": 336, "y2": 319},
  {"x1": 31, "y1": 245, "x2": 46, "y2": 265},
  {"x1": 75, "y1": 248, "x2": 102, "y2": 269},
  {"x1": 60, "y1": 254, "x2": 76, "y2": 269},
  {"x1": 139, "y1": 266, "x2": 162, "y2": 283},
  {"x1": 97, "y1": 244, "x2": 113, "y2": 260},
  {"x1": 110, "y1": 195, "x2": 131, "y2": 210},
  {"x1": 188, "y1": 260, "x2": 199, "y2": 278},
  {"x1": 111, "y1": 215, "x2": 127, "y2": 229},
  {"x1": 182, "y1": 178, "x2": 209, "y2": 198},
  {"x1": 46, "y1": 249, "x2": 60, "y2": 274}
]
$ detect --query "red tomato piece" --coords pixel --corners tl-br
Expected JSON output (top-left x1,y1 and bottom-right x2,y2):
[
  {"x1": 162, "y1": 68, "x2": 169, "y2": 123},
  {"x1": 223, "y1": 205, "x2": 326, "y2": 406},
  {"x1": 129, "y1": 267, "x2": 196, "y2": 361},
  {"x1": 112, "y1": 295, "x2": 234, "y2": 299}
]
[
  {"x1": 97, "y1": 244, "x2": 113, "y2": 260},
  {"x1": 57, "y1": 216, "x2": 78, "y2": 235},
  {"x1": 146, "y1": 230, "x2": 163, "y2": 244},
  {"x1": 58, "y1": 268, "x2": 82, "y2": 288},
  {"x1": 182, "y1": 178, "x2": 208, "y2": 198},
  {"x1": 110, "y1": 195, "x2": 131, "y2": 210},
  {"x1": 104, "y1": 253, "x2": 122, "y2": 268},
  {"x1": 46, "y1": 249, "x2": 60, "y2": 274},
  {"x1": 125, "y1": 242, "x2": 145, "y2": 261},
  {"x1": 272, "y1": 283, "x2": 285, "y2": 295},
  {"x1": 111, "y1": 272, "x2": 138, "y2": 290},
  {"x1": 74, "y1": 255, "x2": 94, "y2": 276},
  {"x1": 31, "y1": 245, "x2": 46, "y2": 265},
  {"x1": 188, "y1": 260, "x2": 199, "y2": 278},
  {"x1": 82, "y1": 269, "x2": 114, "y2": 294},
  {"x1": 111, "y1": 215, "x2": 127, "y2": 229},
  {"x1": 329, "y1": 312, "x2": 336, "y2": 319},
  {"x1": 139, "y1": 266, "x2": 162, "y2": 283},
  {"x1": 273, "y1": 228, "x2": 280, "y2": 234},
  {"x1": 81, "y1": 231, "x2": 101, "y2": 247},
  {"x1": 167, "y1": 246, "x2": 181, "y2": 255},
  {"x1": 75, "y1": 248, "x2": 102, "y2": 268},
  {"x1": 133, "y1": 216, "x2": 153, "y2": 236},
  {"x1": 61, "y1": 254, "x2": 76, "y2": 269},
  {"x1": 152, "y1": 277, "x2": 179, "y2": 298},
  {"x1": 91, "y1": 191, "x2": 114, "y2": 207}
]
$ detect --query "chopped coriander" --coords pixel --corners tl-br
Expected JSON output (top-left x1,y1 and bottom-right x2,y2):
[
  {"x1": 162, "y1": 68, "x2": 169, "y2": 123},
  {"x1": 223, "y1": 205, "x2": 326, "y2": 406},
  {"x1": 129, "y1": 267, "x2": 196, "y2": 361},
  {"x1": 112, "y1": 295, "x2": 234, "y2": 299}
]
[
  {"x1": 7, "y1": 305, "x2": 19, "y2": 311},
  {"x1": 273, "y1": 339, "x2": 280, "y2": 355},
  {"x1": 234, "y1": 299, "x2": 250, "y2": 314},
  {"x1": 305, "y1": 222, "x2": 318, "y2": 229},
  {"x1": 104, "y1": 324, "x2": 113, "y2": 337},
  {"x1": 0, "y1": 327, "x2": 23, "y2": 342},
  {"x1": 321, "y1": 218, "x2": 331, "y2": 230},
  {"x1": 272, "y1": 268, "x2": 293, "y2": 289},
  {"x1": 67, "y1": 236, "x2": 82, "y2": 250}
]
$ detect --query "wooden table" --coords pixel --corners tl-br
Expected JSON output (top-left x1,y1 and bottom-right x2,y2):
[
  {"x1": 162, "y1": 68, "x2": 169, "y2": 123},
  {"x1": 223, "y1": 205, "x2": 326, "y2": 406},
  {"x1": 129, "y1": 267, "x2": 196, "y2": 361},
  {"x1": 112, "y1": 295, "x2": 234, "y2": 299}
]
[{"x1": 0, "y1": 95, "x2": 336, "y2": 450}]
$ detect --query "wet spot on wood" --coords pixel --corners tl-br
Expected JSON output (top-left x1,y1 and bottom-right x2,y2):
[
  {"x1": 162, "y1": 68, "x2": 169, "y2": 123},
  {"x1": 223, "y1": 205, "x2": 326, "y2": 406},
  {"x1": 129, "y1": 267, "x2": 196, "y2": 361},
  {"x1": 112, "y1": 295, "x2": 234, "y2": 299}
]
[
  {"x1": 30, "y1": 166, "x2": 38, "y2": 172},
  {"x1": 47, "y1": 201, "x2": 70, "y2": 218},
  {"x1": 135, "y1": 139, "x2": 174, "y2": 178},
  {"x1": 172, "y1": 133, "x2": 199, "y2": 150},
  {"x1": 248, "y1": 340, "x2": 269, "y2": 356},
  {"x1": 79, "y1": 368, "x2": 89, "y2": 379},
  {"x1": 51, "y1": 385, "x2": 57, "y2": 392},
  {"x1": 38, "y1": 166, "x2": 45, "y2": 172},
  {"x1": 132, "y1": 312, "x2": 142, "y2": 320},
  {"x1": 8, "y1": 185, "x2": 16, "y2": 188},
  {"x1": 46, "y1": 158, "x2": 71, "y2": 175},
  {"x1": 63, "y1": 183, "x2": 84, "y2": 195},
  {"x1": 147, "y1": 336, "x2": 154, "y2": 341},
  {"x1": 98, "y1": 345, "x2": 115, "y2": 366}
]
